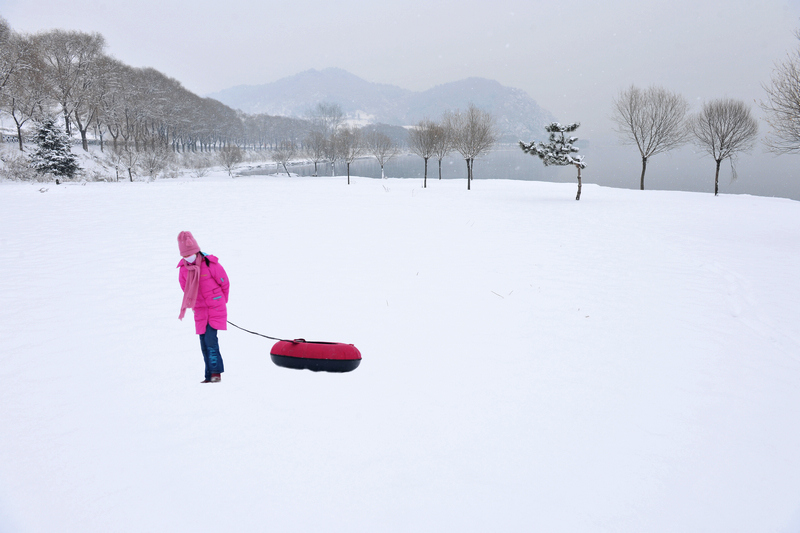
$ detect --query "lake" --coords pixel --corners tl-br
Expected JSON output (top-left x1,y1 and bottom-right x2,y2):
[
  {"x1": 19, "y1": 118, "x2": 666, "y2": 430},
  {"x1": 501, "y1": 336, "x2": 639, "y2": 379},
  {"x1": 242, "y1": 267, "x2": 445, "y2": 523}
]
[
  {"x1": 241, "y1": 146, "x2": 562, "y2": 183},
  {"x1": 238, "y1": 143, "x2": 800, "y2": 200}
]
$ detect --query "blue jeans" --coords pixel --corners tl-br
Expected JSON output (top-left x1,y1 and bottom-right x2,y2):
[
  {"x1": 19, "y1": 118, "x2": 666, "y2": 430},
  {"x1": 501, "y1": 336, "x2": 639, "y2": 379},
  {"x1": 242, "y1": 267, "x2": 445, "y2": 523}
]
[{"x1": 199, "y1": 325, "x2": 225, "y2": 380}]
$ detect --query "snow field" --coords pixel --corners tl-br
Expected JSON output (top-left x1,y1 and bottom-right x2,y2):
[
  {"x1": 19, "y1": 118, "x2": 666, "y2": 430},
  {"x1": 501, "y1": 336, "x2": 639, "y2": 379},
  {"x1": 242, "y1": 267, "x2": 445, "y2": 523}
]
[{"x1": 2, "y1": 174, "x2": 800, "y2": 532}]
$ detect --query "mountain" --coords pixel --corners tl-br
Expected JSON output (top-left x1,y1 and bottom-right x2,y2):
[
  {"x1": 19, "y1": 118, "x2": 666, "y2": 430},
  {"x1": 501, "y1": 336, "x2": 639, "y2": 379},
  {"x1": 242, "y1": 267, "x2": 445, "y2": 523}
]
[
  {"x1": 210, "y1": 68, "x2": 411, "y2": 122},
  {"x1": 405, "y1": 77, "x2": 556, "y2": 143},
  {"x1": 208, "y1": 68, "x2": 555, "y2": 142}
]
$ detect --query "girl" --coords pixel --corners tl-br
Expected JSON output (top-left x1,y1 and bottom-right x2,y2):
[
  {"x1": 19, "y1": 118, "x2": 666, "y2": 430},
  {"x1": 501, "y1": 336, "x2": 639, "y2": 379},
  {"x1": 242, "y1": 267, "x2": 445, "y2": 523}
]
[{"x1": 177, "y1": 231, "x2": 230, "y2": 383}]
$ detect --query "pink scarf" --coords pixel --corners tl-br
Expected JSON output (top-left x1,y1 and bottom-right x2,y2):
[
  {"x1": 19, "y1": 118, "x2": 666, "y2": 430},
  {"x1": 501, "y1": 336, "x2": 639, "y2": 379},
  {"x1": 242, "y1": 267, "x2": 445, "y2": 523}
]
[{"x1": 179, "y1": 260, "x2": 201, "y2": 320}]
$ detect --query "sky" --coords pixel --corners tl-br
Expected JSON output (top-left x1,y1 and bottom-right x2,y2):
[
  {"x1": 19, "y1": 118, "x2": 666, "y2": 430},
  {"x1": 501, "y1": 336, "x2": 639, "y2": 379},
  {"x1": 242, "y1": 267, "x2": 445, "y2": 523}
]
[
  {"x1": 3, "y1": 0, "x2": 800, "y2": 196},
  {"x1": 4, "y1": 0, "x2": 800, "y2": 128}
]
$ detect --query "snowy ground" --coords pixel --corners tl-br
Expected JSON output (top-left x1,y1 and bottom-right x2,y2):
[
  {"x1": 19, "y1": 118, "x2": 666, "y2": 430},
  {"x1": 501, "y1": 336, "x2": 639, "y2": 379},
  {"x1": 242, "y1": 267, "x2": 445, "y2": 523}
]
[{"x1": 2, "y1": 172, "x2": 800, "y2": 532}]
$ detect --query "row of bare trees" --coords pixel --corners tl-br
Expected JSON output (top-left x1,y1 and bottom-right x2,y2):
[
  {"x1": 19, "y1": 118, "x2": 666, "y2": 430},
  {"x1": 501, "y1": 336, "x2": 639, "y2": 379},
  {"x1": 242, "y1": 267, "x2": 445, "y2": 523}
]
[
  {"x1": 408, "y1": 104, "x2": 497, "y2": 189},
  {"x1": 292, "y1": 102, "x2": 403, "y2": 183},
  {"x1": 612, "y1": 86, "x2": 760, "y2": 196},
  {"x1": 295, "y1": 102, "x2": 498, "y2": 189},
  {"x1": 613, "y1": 28, "x2": 800, "y2": 197},
  {"x1": 0, "y1": 18, "x2": 308, "y2": 159},
  {"x1": 1, "y1": 16, "x2": 499, "y2": 187}
]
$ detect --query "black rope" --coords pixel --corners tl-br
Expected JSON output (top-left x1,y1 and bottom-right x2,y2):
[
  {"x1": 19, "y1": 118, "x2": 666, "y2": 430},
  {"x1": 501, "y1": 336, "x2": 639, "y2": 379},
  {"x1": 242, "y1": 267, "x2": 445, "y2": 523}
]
[{"x1": 227, "y1": 320, "x2": 292, "y2": 342}]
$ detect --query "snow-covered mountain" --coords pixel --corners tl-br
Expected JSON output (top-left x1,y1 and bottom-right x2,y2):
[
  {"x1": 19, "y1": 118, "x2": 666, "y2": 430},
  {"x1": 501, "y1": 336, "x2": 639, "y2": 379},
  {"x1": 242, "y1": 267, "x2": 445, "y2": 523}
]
[
  {"x1": 208, "y1": 68, "x2": 555, "y2": 141},
  {"x1": 209, "y1": 68, "x2": 411, "y2": 122},
  {"x1": 405, "y1": 77, "x2": 555, "y2": 143}
]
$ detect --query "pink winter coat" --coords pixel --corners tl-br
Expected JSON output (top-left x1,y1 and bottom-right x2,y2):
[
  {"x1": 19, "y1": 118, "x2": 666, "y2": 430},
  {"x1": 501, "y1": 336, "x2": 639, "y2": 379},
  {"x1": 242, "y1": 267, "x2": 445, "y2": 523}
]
[{"x1": 178, "y1": 254, "x2": 230, "y2": 334}]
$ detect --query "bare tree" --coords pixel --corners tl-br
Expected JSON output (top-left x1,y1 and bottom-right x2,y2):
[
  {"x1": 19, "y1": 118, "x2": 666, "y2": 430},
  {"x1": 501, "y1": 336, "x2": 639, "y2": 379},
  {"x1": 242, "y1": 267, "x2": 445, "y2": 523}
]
[
  {"x1": 71, "y1": 53, "x2": 119, "y2": 152},
  {"x1": 520, "y1": 122, "x2": 587, "y2": 200},
  {"x1": 187, "y1": 153, "x2": 212, "y2": 178},
  {"x1": 337, "y1": 126, "x2": 363, "y2": 185},
  {"x1": 91, "y1": 56, "x2": 129, "y2": 152},
  {"x1": 432, "y1": 117, "x2": 454, "y2": 180},
  {"x1": 272, "y1": 140, "x2": 296, "y2": 176},
  {"x1": 112, "y1": 144, "x2": 140, "y2": 182},
  {"x1": 139, "y1": 143, "x2": 174, "y2": 180},
  {"x1": 612, "y1": 84, "x2": 690, "y2": 190},
  {"x1": 408, "y1": 118, "x2": 439, "y2": 188},
  {"x1": 0, "y1": 17, "x2": 24, "y2": 98},
  {"x1": 218, "y1": 145, "x2": 243, "y2": 177},
  {"x1": 2, "y1": 35, "x2": 52, "y2": 151},
  {"x1": 364, "y1": 130, "x2": 399, "y2": 179},
  {"x1": 303, "y1": 129, "x2": 327, "y2": 176},
  {"x1": 689, "y1": 99, "x2": 759, "y2": 196},
  {"x1": 308, "y1": 102, "x2": 344, "y2": 137},
  {"x1": 450, "y1": 104, "x2": 497, "y2": 190},
  {"x1": 762, "y1": 32, "x2": 800, "y2": 154},
  {"x1": 324, "y1": 130, "x2": 340, "y2": 176},
  {"x1": 308, "y1": 102, "x2": 344, "y2": 174},
  {"x1": 32, "y1": 30, "x2": 106, "y2": 138}
]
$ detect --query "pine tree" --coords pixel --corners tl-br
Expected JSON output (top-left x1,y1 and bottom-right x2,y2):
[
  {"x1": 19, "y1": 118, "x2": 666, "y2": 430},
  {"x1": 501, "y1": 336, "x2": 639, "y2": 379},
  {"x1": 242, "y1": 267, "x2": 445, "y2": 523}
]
[
  {"x1": 28, "y1": 118, "x2": 80, "y2": 181},
  {"x1": 520, "y1": 122, "x2": 587, "y2": 200}
]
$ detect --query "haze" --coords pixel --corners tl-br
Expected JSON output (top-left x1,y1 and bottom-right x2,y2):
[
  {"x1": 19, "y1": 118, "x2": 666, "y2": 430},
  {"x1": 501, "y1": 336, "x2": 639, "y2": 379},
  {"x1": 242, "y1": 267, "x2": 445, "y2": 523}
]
[{"x1": 3, "y1": 0, "x2": 800, "y2": 198}]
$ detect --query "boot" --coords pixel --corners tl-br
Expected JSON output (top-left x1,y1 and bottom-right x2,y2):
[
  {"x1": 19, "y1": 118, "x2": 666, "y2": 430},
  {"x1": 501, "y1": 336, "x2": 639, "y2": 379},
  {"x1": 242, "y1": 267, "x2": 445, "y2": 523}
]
[
  {"x1": 210, "y1": 373, "x2": 221, "y2": 383},
  {"x1": 201, "y1": 378, "x2": 212, "y2": 383}
]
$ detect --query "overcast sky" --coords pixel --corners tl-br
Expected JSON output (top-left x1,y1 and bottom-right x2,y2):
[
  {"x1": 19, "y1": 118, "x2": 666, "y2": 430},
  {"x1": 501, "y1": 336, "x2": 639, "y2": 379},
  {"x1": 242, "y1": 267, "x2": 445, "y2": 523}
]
[{"x1": 4, "y1": 0, "x2": 800, "y2": 196}]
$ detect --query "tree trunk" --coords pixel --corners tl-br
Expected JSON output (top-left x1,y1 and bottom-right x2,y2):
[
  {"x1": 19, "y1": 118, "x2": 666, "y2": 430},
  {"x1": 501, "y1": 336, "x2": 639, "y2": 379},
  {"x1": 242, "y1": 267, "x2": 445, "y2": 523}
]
[
  {"x1": 423, "y1": 157, "x2": 428, "y2": 188},
  {"x1": 73, "y1": 111, "x2": 90, "y2": 151},
  {"x1": 438, "y1": 158, "x2": 443, "y2": 180},
  {"x1": 347, "y1": 162, "x2": 351, "y2": 184},
  {"x1": 640, "y1": 157, "x2": 647, "y2": 190},
  {"x1": 466, "y1": 159, "x2": 471, "y2": 190},
  {"x1": 470, "y1": 159, "x2": 475, "y2": 188},
  {"x1": 381, "y1": 164, "x2": 385, "y2": 180},
  {"x1": 63, "y1": 108, "x2": 71, "y2": 135},
  {"x1": 575, "y1": 164, "x2": 582, "y2": 201},
  {"x1": 15, "y1": 121, "x2": 24, "y2": 151},
  {"x1": 714, "y1": 159, "x2": 721, "y2": 196}
]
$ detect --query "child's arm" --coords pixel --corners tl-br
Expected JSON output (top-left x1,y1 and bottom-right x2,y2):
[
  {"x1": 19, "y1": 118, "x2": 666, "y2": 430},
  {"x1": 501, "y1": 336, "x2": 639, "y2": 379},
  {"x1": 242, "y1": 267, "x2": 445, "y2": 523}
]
[{"x1": 212, "y1": 263, "x2": 230, "y2": 303}]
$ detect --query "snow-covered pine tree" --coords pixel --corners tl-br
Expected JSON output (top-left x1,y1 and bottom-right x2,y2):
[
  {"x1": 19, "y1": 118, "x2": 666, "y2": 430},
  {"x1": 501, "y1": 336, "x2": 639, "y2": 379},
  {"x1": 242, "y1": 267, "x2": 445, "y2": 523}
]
[
  {"x1": 28, "y1": 118, "x2": 80, "y2": 182},
  {"x1": 520, "y1": 122, "x2": 587, "y2": 200}
]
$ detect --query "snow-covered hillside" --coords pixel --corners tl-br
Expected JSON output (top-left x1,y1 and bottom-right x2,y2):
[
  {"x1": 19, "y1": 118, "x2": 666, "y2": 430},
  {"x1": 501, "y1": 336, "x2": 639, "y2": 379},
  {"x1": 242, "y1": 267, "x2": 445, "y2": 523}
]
[{"x1": 2, "y1": 174, "x2": 800, "y2": 532}]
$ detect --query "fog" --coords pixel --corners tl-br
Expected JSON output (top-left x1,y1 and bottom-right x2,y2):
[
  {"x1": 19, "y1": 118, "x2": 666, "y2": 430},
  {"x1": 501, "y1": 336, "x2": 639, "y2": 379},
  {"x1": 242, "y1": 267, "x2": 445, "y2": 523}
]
[
  {"x1": 3, "y1": 0, "x2": 800, "y2": 198},
  {"x1": 582, "y1": 137, "x2": 800, "y2": 200}
]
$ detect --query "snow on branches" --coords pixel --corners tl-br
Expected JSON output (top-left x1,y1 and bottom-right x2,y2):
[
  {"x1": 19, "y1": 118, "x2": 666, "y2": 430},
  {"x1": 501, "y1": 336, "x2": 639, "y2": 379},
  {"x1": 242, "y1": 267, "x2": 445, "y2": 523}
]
[
  {"x1": 519, "y1": 122, "x2": 586, "y2": 168},
  {"x1": 520, "y1": 122, "x2": 586, "y2": 200},
  {"x1": 28, "y1": 118, "x2": 80, "y2": 181}
]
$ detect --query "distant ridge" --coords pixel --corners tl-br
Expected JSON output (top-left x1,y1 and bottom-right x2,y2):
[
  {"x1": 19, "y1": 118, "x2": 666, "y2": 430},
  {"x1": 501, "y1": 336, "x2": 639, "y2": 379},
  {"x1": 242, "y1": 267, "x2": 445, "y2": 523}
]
[{"x1": 208, "y1": 68, "x2": 555, "y2": 142}]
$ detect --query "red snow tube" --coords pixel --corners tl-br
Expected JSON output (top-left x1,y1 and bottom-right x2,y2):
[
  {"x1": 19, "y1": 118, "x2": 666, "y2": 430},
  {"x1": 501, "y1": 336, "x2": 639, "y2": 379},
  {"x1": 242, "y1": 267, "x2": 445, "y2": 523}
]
[{"x1": 270, "y1": 340, "x2": 362, "y2": 373}]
